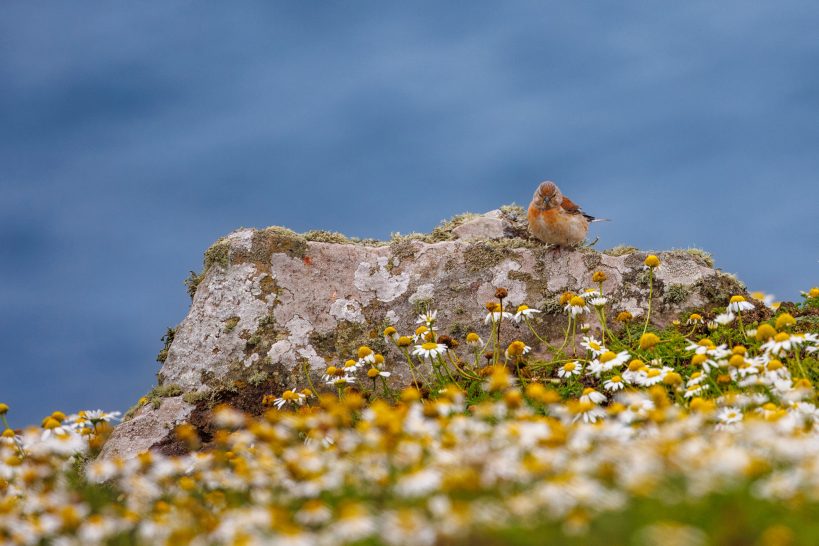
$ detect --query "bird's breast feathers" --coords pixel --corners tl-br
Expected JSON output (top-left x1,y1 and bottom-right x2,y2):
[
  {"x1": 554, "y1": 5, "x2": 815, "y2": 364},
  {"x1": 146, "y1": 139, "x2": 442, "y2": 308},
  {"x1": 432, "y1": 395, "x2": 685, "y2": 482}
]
[{"x1": 528, "y1": 207, "x2": 589, "y2": 245}]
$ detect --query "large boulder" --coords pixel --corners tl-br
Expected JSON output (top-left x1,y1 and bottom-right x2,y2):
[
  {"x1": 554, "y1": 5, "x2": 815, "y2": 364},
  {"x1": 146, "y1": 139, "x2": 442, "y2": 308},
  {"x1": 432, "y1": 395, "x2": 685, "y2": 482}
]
[{"x1": 101, "y1": 206, "x2": 750, "y2": 459}]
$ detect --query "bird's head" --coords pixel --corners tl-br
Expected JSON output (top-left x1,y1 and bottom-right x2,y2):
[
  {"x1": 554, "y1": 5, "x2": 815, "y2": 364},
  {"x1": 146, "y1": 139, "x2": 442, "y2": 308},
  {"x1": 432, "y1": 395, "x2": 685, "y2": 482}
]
[{"x1": 533, "y1": 181, "x2": 563, "y2": 209}]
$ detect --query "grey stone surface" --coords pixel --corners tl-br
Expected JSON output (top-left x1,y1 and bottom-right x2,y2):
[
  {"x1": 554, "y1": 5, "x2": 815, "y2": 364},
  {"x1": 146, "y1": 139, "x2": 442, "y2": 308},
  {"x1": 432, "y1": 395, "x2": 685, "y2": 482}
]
[
  {"x1": 102, "y1": 208, "x2": 746, "y2": 459},
  {"x1": 99, "y1": 396, "x2": 192, "y2": 460},
  {"x1": 451, "y1": 210, "x2": 506, "y2": 240}
]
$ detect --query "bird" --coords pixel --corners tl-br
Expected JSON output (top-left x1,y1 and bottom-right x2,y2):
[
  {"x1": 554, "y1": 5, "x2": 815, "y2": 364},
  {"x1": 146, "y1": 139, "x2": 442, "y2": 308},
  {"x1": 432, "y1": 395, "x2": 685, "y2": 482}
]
[{"x1": 527, "y1": 180, "x2": 608, "y2": 247}]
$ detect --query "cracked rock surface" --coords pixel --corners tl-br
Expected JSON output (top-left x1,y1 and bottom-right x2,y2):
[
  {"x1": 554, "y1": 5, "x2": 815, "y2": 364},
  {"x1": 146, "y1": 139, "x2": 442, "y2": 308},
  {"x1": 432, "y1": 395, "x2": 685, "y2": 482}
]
[{"x1": 101, "y1": 207, "x2": 747, "y2": 459}]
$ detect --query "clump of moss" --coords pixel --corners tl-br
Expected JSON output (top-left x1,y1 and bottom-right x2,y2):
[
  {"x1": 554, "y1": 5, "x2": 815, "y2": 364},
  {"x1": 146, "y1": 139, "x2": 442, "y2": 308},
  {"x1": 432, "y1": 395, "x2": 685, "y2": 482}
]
[
  {"x1": 664, "y1": 284, "x2": 690, "y2": 305},
  {"x1": 223, "y1": 316, "x2": 240, "y2": 333},
  {"x1": 303, "y1": 230, "x2": 352, "y2": 244},
  {"x1": 243, "y1": 314, "x2": 284, "y2": 358},
  {"x1": 427, "y1": 212, "x2": 479, "y2": 242},
  {"x1": 582, "y1": 253, "x2": 602, "y2": 270},
  {"x1": 389, "y1": 234, "x2": 422, "y2": 260},
  {"x1": 128, "y1": 383, "x2": 185, "y2": 411},
  {"x1": 156, "y1": 327, "x2": 176, "y2": 364},
  {"x1": 499, "y1": 203, "x2": 526, "y2": 216},
  {"x1": 683, "y1": 248, "x2": 715, "y2": 268},
  {"x1": 463, "y1": 242, "x2": 518, "y2": 273},
  {"x1": 694, "y1": 273, "x2": 746, "y2": 306},
  {"x1": 247, "y1": 371, "x2": 269, "y2": 387},
  {"x1": 183, "y1": 238, "x2": 231, "y2": 300},
  {"x1": 204, "y1": 239, "x2": 230, "y2": 271},
  {"x1": 663, "y1": 248, "x2": 716, "y2": 268},
  {"x1": 541, "y1": 298, "x2": 564, "y2": 315},
  {"x1": 604, "y1": 245, "x2": 638, "y2": 257},
  {"x1": 182, "y1": 390, "x2": 210, "y2": 405}
]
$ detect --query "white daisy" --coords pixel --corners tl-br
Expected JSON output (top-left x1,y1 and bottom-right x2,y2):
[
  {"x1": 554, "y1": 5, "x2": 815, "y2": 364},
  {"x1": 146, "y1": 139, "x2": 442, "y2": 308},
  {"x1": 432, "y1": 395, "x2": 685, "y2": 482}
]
[
  {"x1": 557, "y1": 361, "x2": 583, "y2": 378},
  {"x1": 580, "y1": 388, "x2": 607, "y2": 405},
  {"x1": 272, "y1": 389, "x2": 307, "y2": 409},
  {"x1": 715, "y1": 406, "x2": 743, "y2": 430},
  {"x1": 412, "y1": 342, "x2": 448, "y2": 360},
  {"x1": 513, "y1": 305, "x2": 541, "y2": 323},
  {"x1": 580, "y1": 336, "x2": 606, "y2": 356},
  {"x1": 564, "y1": 296, "x2": 590, "y2": 318},
  {"x1": 714, "y1": 312, "x2": 736, "y2": 325},
  {"x1": 416, "y1": 310, "x2": 438, "y2": 325},
  {"x1": 727, "y1": 295, "x2": 754, "y2": 313},
  {"x1": 603, "y1": 376, "x2": 625, "y2": 392}
]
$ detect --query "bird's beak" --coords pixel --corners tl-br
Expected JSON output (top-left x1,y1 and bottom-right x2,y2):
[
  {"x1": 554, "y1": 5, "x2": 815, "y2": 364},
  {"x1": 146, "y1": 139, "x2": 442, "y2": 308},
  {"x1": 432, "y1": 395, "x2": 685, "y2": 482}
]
[{"x1": 542, "y1": 197, "x2": 551, "y2": 206}]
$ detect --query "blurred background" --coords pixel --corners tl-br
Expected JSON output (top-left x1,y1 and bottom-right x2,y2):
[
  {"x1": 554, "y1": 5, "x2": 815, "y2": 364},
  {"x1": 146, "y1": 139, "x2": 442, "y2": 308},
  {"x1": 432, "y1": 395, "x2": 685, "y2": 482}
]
[{"x1": 2, "y1": 2, "x2": 818, "y2": 425}]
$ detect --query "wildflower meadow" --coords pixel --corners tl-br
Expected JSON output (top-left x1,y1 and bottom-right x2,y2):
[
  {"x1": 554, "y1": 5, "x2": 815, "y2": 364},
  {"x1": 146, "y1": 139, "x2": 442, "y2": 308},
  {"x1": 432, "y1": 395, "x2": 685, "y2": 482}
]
[{"x1": 3, "y1": 256, "x2": 819, "y2": 545}]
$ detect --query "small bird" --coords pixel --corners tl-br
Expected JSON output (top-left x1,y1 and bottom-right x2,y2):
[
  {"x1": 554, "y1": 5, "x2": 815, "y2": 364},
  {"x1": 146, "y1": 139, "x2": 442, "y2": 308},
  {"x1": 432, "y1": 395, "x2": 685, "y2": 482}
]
[{"x1": 527, "y1": 180, "x2": 607, "y2": 247}]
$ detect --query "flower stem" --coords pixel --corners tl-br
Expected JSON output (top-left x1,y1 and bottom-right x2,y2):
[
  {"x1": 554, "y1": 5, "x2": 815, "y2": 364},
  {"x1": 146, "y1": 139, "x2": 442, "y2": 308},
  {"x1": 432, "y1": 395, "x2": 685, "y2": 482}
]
[
  {"x1": 401, "y1": 348, "x2": 423, "y2": 389},
  {"x1": 642, "y1": 268, "x2": 654, "y2": 336},
  {"x1": 302, "y1": 359, "x2": 317, "y2": 397}
]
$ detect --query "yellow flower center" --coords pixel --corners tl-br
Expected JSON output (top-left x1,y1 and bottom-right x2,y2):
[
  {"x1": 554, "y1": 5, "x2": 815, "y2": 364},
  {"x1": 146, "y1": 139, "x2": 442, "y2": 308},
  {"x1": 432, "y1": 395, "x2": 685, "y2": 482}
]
[
  {"x1": 506, "y1": 341, "x2": 526, "y2": 356},
  {"x1": 599, "y1": 351, "x2": 616, "y2": 363},
  {"x1": 775, "y1": 313, "x2": 796, "y2": 329},
  {"x1": 616, "y1": 311, "x2": 633, "y2": 322},
  {"x1": 560, "y1": 292, "x2": 576, "y2": 305},
  {"x1": 767, "y1": 360, "x2": 783, "y2": 371},
  {"x1": 755, "y1": 324, "x2": 776, "y2": 341},
  {"x1": 639, "y1": 333, "x2": 660, "y2": 349},
  {"x1": 644, "y1": 255, "x2": 661, "y2": 268},
  {"x1": 774, "y1": 332, "x2": 790, "y2": 342},
  {"x1": 569, "y1": 296, "x2": 586, "y2": 307},
  {"x1": 730, "y1": 295, "x2": 746, "y2": 303},
  {"x1": 421, "y1": 342, "x2": 438, "y2": 351},
  {"x1": 728, "y1": 355, "x2": 745, "y2": 367},
  {"x1": 466, "y1": 333, "x2": 480, "y2": 343},
  {"x1": 516, "y1": 305, "x2": 529, "y2": 312}
]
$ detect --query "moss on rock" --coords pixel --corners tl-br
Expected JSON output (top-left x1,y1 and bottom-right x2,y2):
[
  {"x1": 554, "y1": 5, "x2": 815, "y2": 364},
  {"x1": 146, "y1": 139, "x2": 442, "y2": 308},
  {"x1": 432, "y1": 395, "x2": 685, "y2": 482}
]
[
  {"x1": 664, "y1": 284, "x2": 690, "y2": 305},
  {"x1": 604, "y1": 245, "x2": 638, "y2": 257}
]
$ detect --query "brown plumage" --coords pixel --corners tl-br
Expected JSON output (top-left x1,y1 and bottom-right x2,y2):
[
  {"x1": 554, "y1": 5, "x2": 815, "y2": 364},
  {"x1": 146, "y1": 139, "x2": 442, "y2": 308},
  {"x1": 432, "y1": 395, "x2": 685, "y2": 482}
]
[{"x1": 527, "y1": 181, "x2": 605, "y2": 246}]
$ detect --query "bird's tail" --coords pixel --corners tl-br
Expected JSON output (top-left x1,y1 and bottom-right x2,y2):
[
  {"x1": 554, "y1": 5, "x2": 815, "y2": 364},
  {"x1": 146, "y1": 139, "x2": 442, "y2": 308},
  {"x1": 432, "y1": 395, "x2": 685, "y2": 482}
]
[{"x1": 583, "y1": 213, "x2": 611, "y2": 223}]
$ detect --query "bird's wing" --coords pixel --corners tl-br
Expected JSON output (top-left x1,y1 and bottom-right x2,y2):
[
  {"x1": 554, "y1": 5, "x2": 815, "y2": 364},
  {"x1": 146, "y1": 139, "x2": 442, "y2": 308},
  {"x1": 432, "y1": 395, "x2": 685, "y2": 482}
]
[{"x1": 561, "y1": 196, "x2": 606, "y2": 223}]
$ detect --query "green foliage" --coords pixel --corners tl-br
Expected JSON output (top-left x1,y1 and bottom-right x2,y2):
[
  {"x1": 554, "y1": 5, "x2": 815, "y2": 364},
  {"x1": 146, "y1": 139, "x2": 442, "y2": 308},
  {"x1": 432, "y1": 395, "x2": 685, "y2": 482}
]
[{"x1": 155, "y1": 327, "x2": 176, "y2": 364}]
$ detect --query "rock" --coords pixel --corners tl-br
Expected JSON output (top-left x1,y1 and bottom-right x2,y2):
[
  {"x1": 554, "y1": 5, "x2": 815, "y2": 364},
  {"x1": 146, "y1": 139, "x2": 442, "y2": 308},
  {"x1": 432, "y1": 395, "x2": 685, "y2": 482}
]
[
  {"x1": 99, "y1": 396, "x2": 191, "y2": 460},
  {"x1": 451, "y1": 210, "x2": 506, "y2": 240},
  {"x1": 102, "y1": 207, "x2": 748, "y2": 459}
]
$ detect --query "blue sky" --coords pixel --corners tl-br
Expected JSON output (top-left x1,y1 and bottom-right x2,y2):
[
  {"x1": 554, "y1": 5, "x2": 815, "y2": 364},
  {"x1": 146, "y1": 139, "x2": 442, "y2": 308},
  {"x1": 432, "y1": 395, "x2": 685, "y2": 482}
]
[{"x1": 2, "y1": 2, "x2": 818, "y2": 425}]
